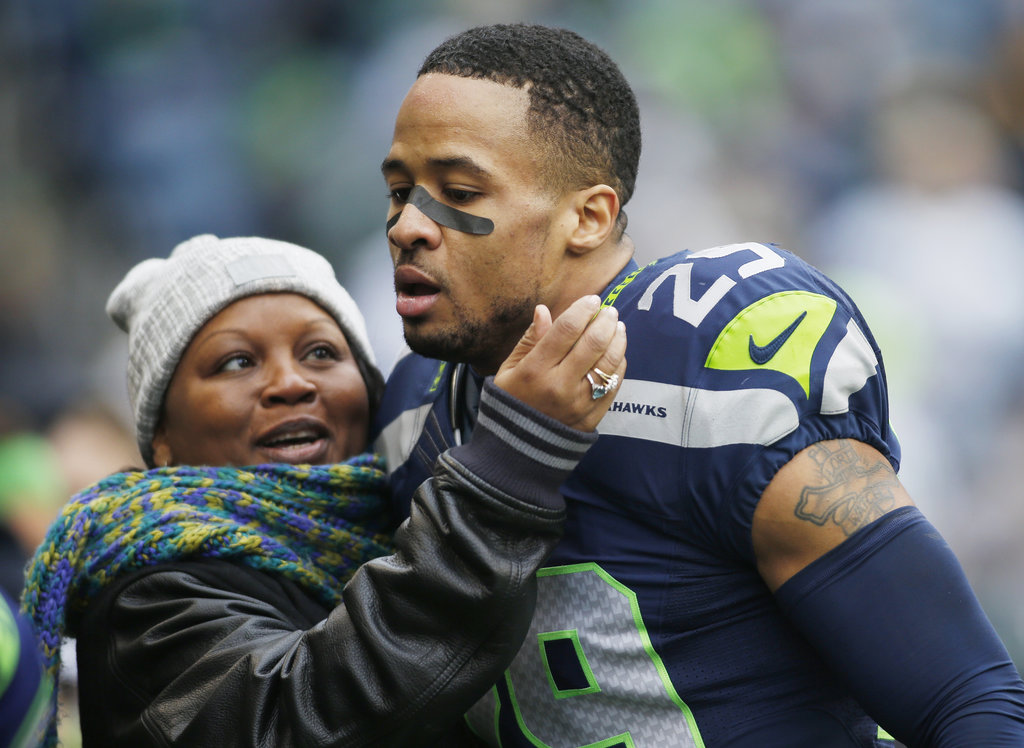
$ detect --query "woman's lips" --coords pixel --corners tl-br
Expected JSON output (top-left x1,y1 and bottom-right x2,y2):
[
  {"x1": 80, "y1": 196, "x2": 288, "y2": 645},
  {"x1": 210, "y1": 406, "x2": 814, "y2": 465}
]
[
  {"x1": 255, "y1": 420, "x2": 330, "y2": 464},
  {"x1": 257, "y1": 437, "x2": 330, "y2": 464}
]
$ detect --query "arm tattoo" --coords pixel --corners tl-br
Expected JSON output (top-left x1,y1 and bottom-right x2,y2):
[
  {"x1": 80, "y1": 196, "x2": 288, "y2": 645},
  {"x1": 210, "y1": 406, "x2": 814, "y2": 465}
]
[{"x1": 794, "y1": 440, "x2": 899, "y2": 536}]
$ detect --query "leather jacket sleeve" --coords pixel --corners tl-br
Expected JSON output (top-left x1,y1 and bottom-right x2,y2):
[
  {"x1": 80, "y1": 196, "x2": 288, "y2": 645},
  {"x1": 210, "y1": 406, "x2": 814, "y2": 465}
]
[{"x1": 74, "y1": 381, "x2": 594, "y2": 748}]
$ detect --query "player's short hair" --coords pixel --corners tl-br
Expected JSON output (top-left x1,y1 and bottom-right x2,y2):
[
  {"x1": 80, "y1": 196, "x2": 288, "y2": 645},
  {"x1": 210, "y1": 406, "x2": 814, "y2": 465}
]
[{"x1": 419, "y1": 23, "x2": 641, "y2": 230}]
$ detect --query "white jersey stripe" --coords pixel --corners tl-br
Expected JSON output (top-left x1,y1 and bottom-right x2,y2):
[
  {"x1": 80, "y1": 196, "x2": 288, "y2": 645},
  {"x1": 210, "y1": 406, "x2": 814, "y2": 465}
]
[
  {"x1": 821, "y1": 320, "x2": 878, "y2": 415},
  {"x1": 373, "y1": 402, "x2": 434, "y2": 476},
  {"x1": 598, "y1": 379, "x2": 799, "y2": 447}
]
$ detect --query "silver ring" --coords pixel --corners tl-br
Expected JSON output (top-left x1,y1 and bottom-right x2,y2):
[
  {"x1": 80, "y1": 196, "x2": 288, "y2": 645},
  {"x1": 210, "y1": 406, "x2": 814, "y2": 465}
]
[{"x1": 587, "y1": 367, "x2": 620, "y2": 400}]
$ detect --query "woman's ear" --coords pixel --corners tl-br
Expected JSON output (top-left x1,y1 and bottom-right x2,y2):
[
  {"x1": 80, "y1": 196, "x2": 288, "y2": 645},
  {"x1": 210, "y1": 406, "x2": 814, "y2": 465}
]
[
  {"x1": 566, "y1": 184, "x2": 620, "y2": 255},
  {"x1": 151, "y1": 429, "x2": 172, "y2": 468}
]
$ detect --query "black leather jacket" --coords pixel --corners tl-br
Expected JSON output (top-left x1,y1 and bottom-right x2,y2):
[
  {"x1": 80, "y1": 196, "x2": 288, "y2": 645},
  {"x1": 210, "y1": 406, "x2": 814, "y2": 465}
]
[{"x1": 71, "y1": 383, "x2": 593, "y2": 747}]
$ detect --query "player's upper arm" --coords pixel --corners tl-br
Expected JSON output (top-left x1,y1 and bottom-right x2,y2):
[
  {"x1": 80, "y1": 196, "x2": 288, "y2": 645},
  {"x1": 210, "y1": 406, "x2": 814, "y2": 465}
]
[{"x1": 752, "y1": 438, "x2": 915, "y2": 591}]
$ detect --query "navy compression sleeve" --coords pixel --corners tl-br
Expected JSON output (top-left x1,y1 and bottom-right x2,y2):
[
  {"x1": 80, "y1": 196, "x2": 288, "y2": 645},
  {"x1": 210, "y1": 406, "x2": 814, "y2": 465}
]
[{"x1": 775, "y1": 506, "x2": 1024, "y2": 747}]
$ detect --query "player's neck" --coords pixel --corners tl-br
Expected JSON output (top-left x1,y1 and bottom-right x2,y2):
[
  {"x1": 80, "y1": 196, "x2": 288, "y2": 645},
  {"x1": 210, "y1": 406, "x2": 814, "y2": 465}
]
[{"x1": 554, "y1": 236, "x2": 635, "y2": 317}]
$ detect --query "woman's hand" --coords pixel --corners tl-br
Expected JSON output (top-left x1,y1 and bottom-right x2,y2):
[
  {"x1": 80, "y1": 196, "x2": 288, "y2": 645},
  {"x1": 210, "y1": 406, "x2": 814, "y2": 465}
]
[{"x1": 494, "y1": 295, "x2": 626, "y2": 432}]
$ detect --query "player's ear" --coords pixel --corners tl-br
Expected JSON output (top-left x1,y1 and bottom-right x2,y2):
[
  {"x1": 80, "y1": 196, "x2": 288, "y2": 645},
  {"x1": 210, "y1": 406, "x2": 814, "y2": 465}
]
[{"x1": 565, "y1": 184, "x2": 620, "y2": 256}]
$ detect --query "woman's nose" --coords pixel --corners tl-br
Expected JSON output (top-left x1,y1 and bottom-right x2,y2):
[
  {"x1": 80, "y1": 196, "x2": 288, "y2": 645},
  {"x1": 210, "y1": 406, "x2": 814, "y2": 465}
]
[{"x1": 261, "y1": 359, "x2": 316, "y2": 406}]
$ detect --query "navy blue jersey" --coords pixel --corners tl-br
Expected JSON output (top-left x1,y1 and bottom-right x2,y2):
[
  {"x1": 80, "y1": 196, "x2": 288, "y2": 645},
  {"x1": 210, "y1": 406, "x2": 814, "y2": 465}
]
[
  {"x1": 0, "y1": 590, "x2": 50, "y2": 748},
  {"x1": 373, "y1": 243, "x2": 901, "y2": 747}
]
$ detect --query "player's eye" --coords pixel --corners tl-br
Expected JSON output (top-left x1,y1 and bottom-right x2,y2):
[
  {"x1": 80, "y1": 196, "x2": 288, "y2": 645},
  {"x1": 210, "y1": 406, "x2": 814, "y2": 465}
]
[
  {"x1": 304, "y1": 344, "x2": 339, "y2": 362},
  {"x1": 388, "y1": 187, "x2": 411, "y2": 203},
  {"x1": 444, "y1": 188, "x2": 477, "y2": 205}
]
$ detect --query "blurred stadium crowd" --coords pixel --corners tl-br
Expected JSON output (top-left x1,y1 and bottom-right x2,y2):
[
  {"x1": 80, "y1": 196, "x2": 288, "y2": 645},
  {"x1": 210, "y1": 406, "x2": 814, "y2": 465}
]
[{"x1": 2, "y1": 0, "x2": 1023, "y2": 704}]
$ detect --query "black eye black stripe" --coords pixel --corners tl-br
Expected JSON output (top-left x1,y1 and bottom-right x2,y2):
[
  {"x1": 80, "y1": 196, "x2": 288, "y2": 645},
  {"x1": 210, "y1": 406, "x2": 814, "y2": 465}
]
[{"x1": 386, "y1": 185, "x2": 495, "y2": 236}]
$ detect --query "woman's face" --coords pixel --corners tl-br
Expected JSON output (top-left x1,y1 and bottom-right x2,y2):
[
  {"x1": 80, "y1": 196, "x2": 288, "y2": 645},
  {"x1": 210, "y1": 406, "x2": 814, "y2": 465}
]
[{"x1": 151, "y1": 293, "x2": 370, "y2": 467}]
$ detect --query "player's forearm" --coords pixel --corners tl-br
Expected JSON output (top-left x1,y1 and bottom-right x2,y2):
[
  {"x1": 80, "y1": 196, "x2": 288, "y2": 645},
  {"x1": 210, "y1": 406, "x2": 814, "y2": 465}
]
[{"x1": 774, "y1": 506, "x2": 1024, "y2": 746}]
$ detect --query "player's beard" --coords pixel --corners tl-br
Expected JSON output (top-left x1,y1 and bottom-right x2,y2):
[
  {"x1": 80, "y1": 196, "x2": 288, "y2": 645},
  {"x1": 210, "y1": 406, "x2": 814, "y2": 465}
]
[{"x1": 403, "y1": 294, "x2": 536, "y2": 373}]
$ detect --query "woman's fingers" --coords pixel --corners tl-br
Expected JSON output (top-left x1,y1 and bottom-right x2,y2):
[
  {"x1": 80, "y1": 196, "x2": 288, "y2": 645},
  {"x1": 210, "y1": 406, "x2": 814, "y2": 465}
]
[
  {"x1": 517, "y1": 295, "x2": 602, "y2": 367},
  {"x1": 567, "y1": 305, "x2": 622, "y2": 374},
  {"x1": 573, "y1": 316, "x2": 627, "y2": 432},
  {"x1": 495, "y1": 295, "x2": 599, "y2": 389},
  {"x1": 495, "y1": 296, "x2": 627, "y2": 432},
  {"x1": 498, "y1": 304, "x2": 554, "y2": 372}
]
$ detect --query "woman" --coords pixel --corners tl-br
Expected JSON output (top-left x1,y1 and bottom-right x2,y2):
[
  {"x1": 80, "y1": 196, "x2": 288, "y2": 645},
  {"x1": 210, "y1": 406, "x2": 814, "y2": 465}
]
[{"x1": 21, "y1": 234, "x2": 626, "y2": 747}]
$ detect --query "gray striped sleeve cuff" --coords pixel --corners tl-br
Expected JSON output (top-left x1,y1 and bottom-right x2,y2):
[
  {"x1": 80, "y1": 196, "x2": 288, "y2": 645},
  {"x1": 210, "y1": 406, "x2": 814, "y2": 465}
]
[{"x1": 447, "y1": 378, "x2": 598, "y2": 511}]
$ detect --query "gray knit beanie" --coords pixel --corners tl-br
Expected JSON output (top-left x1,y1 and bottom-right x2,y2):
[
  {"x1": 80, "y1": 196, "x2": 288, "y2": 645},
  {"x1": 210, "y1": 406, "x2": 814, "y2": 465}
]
[{"x1": 107, "y1": 234, "x2": 380, "y2": 466}]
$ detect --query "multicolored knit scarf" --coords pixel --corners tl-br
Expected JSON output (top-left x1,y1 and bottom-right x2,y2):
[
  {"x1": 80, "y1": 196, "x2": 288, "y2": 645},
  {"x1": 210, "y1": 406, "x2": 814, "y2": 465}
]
[{"x1": 20, "y1": 455, "x2": 392, "y2": 747}]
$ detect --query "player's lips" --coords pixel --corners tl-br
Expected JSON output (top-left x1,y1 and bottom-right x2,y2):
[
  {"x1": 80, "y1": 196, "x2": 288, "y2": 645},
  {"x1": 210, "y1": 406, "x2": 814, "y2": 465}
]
[
  {"x1": 395, "y1": 265, "x2": 441, "y2": 319},
  {"x1": 255, "y1": 417, "x2": 331, "y2": 464}
]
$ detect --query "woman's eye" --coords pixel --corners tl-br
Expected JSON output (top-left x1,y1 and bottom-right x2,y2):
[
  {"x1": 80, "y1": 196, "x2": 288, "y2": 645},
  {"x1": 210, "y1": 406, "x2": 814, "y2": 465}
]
[
  {"x1": 388, "y1": 187, "x2": 411, "y2": 203},
  {"x1": 218, "y1": 354, "x2": 253, "y2": 373},
  {"x1": 305, "y1": 345, "x2": 339, "y2": 362}
]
